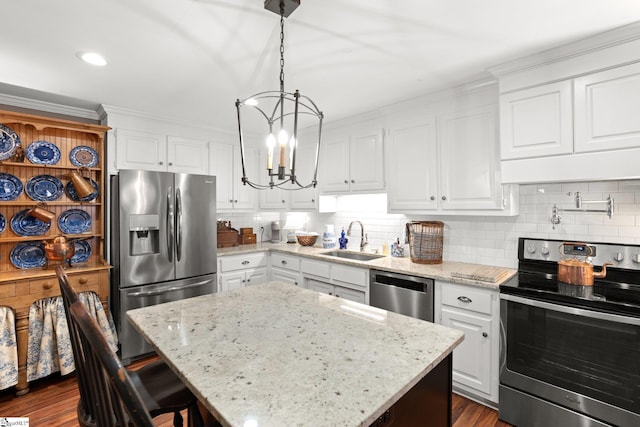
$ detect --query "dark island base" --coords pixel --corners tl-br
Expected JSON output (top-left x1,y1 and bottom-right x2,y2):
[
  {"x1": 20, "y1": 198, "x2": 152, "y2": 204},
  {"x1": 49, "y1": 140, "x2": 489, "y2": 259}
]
[{"x1": 369, "y1": 354, "x2": 452, "y2": 427}]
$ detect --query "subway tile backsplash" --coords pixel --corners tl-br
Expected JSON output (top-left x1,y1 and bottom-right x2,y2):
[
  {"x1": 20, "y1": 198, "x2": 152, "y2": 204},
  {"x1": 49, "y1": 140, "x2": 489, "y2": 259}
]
[{"x1": 219, "y1": 179, "x2": 640, "y2": 269}]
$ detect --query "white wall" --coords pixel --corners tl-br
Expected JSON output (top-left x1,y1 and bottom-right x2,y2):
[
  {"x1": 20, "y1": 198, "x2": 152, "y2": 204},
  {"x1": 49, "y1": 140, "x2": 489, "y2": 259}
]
[{"x1": 223, "y1": 179, "x2": 640, "y2": 269}]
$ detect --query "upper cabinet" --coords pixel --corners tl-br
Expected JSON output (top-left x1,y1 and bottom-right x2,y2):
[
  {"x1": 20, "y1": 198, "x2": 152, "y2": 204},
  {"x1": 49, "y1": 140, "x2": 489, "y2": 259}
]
[
  {"x1": 320, "y1": 126, "x2": 384, "y2": 194},
  {"x1": 491, "y1": 24, "x2": 640, "y2": 183},
  {"x1": 386, "y1": 85, "x2": 517, "y2": 215},
  {"x1": 210, "y1": 141, "x2": 257, "y2": 211},
  {"x1": 115, "y1": 129, "x2": 208, "y2": 174}
]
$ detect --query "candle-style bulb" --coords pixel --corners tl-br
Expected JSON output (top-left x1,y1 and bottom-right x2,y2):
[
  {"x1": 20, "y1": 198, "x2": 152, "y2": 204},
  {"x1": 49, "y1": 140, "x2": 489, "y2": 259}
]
[{"x1": 266, "y1": 133, "x2": 276, "y2": 170}]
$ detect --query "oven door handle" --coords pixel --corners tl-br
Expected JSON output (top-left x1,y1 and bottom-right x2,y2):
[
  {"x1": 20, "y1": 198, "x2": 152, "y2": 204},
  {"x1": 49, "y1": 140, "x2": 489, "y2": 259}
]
[{"x1": 500, "y1": 293, "x2": 640, "y2": 325}]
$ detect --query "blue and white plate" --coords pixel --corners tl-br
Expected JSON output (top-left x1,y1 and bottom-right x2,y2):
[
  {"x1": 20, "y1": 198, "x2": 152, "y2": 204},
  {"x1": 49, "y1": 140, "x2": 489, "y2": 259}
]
[
  {"x1": 0, "y1": 173, "x2": 23, "y2": 201},
  {"x1": 0, "y1": 124, "x2": 21, "y2": 161},
  {"x1": 11, "y1": 209, "x2": 51, "y2": 236},
  {"x1": 69, "y1": 145, "x2": 99, "y2": 168},
  {"x1": 10, "y1": 242, "x2": 46, "y2": 269},
  {"x1": 25, "y1": 174, "x2": 64, "y2": 202},
  {"x1": 65, "y1": 178, "x2": 99, "y2": 202},
  {"x1": 26, "y1": 140, "x2": 61, "y2": 165},
  {"x1": 0, "y1": 212, "x2": 5, "y2": 234},
  {"x1": 71, "y1": 239, "x2": 92, "y2": 264},
  {"x1": 58, "y1": 209, "x2": 91, "y2": 234}
]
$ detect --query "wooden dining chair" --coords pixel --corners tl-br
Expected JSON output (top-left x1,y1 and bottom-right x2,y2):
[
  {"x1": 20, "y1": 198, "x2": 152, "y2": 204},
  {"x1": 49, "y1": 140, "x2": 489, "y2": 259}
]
[{"x1": 56, "y1": 266, "x2": 205, "y2": 427}]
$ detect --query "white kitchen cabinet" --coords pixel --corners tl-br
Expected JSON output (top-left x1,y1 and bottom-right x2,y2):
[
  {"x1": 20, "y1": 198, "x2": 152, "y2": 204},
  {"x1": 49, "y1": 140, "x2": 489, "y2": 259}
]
[
  {"x1": 210, "y1": 142, "x2": 257, "y2": 211},
  {"x1": 436, "y1": 281, "x2": 499, "y2": 406},
  {"x1": 116, "y1": 129, "x2": 208, "y2": 174},
  {"x1": 218, "y1": 253, "x2": 267, "y2": 292},
  {"x1": 387, "y1": 104, "x2": 514, "y2": 213},
  {"x1": 321, "y1": 128, "x2": 384, "y2": 193},
  {"x1": 259, "y1": 142, "x2": 318, "y2": 210},
  {"x1": 301, "y1": 259, "x2": 368, "y2": 304},
  {"x1": 270, "y1": 253, "x2": 303, "y2": 287},
  {"x1": 574, "y1": 62, "x2": 640, "y2": 153},
  {"x1": 499, "y1": 81, "x2": 573, "y2": 160}
]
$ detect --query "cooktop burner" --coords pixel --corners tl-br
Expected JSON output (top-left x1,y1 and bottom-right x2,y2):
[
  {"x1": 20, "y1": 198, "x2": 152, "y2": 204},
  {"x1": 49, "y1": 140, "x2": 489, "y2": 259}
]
[{"x1": 500, "y1": 238, "x2": 640, "y2": 317}]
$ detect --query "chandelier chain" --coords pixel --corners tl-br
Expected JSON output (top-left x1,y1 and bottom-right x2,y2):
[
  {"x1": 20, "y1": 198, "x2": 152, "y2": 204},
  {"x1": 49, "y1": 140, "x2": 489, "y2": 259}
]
[{"x1": 279, "y1": 2, "x2": 285, "y2": 93}]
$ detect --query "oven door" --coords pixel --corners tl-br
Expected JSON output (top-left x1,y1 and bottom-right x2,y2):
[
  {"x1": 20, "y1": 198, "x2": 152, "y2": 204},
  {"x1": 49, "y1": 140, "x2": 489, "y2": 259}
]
[{"x1": 500, "y1": 294, "x2": 640, "y2": 427}]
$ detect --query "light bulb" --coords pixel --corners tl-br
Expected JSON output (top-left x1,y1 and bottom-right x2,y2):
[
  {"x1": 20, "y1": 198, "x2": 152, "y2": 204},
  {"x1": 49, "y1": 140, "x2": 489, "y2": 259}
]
[
  {"x1": 277, "y1": 129, "x2": 288, "y2": 146},
  {"x1": 266, "y1": 134, "x2": 276, "y2": 170}
]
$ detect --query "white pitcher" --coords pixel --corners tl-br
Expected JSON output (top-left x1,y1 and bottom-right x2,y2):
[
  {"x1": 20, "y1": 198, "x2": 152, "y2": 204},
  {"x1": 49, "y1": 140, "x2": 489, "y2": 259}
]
[{"x1": 322, "y1": 225, "x2": 337, "y2": 249}]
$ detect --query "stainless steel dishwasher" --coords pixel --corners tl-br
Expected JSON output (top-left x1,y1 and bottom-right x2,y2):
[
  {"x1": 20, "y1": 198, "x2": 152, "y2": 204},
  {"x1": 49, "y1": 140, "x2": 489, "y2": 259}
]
[{"x1": 369, "y1": 269, "x2": 434, "y2": 322}]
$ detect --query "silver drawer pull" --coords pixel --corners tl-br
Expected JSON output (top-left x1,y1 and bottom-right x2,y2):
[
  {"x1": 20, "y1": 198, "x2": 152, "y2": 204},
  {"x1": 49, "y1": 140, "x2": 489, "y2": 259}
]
[
  {"x1": 457, "y1": 296, "x2": 472, "y2": 303},
  {"x1": 242, "y1": 260, "x2": 250, "y2": 265},
  {"x1": 281, "y1": 260, "x2": 287, "y2": 265}
]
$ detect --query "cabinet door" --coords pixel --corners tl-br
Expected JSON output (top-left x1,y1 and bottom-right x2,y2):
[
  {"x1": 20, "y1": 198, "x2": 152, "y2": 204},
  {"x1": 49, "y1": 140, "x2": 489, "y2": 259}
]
[
  {"x1": 219, "y1": 271, "x2": 246, "y2": 292},
  {"x1": 306, "y1": 278, "x2": 334, "y2": 295},
  {"x1": 209, "y1": 142, "x2": 234, "y2": 210},
  {"x1": 321, "y1": 137, "x2": 350, "y2": 192},
  {"x1": 289, "y1": 141, "x2": 318, "y2": 210},
  {"x1": 167, "y1": 136, "x2": 208, "y2": 174},
  {"x1": 116, "y1": 129, "x2": 167, "y2": 171},
  {"x1": 259, "y1": 148, "x2": 288, "y2": 210},
  {"x1": 349, "y1": 129, "x2": 384, "y2": 192},
  {"x1": 233, "y1": 145, "x2": 258, "y2": 210},
  {"x1": 387, "y1": 119, "x2": 438, "y2": 211},
  {"x1": 334, "y1": 285, "x2": 366, "y2": 304},
  {"x1": 499, "y1": 81, "x2": 573, "y2": 159},
  {"x1": 439, "y1": 105, "x2": 503, "y2": 210},
  {"x1": 441, "y1": 306, "x2": 492, "y2": 395},
  {"x1": 245, "y1": 267, "x2": 267, "y2": 286},
  {"x1": 272, "y1": 269, "x2": 303, "y2": 287},
  {"x1": 574, "y1": 62, "x2": 640, "y2": 153}
]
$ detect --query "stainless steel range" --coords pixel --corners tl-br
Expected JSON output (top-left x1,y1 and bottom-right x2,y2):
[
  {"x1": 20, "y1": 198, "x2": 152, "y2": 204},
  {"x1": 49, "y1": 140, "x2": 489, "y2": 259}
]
[{"x1": 499, "y1": 238, "x2": 640, "y2": 427}]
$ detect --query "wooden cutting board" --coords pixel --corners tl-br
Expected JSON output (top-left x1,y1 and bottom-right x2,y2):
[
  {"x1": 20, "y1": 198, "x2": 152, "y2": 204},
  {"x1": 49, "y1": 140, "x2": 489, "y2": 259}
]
[{"x1": 450, "y1": 266, "x2": 511, "y2": 283}]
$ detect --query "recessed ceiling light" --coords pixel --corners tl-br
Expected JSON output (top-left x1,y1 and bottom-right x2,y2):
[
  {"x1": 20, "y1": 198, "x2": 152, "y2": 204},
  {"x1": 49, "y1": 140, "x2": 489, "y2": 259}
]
[{"x1": 76, "y1": 51, "x2": 108, "y2": 66}]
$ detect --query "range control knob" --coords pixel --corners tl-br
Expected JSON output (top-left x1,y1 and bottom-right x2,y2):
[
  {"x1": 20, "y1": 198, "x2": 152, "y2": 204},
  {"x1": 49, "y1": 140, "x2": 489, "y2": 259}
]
[
  {"x1": 614, "y1": 252, "x2": 625, "y2": 262},
  {"x1": 632, "y1": 254, "x2": 640, "y2": 263},
  {"x1": 541, "y1": 247, "x2": 550, "y2": 256},
  {"x1": 526, "y1": 246, "x2": 536, "y2": 254}
]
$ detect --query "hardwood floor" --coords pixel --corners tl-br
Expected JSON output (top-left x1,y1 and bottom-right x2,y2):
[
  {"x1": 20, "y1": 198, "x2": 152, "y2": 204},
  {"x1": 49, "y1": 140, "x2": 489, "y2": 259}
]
[{"x1": 0, "y1": 356, "x2": 511, "y2": 426}]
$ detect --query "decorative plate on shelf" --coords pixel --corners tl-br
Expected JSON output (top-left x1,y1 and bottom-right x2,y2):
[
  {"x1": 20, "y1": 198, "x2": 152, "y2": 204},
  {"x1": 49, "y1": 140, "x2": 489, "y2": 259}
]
[
  {"x1": 0, "y1": 124, "x2": 21, "y2": 161},
  {"x1": 10, "y1": 209, "x2": 51, "y2": 236},
  {"x1": 25, "y1": 174, "x2": 64, "y2": 201},
  {"x1": 10, "y1": 242, "x2": 47, "y2": 269},
  {"x1": 65, "y1": 178, "x2": 99, "y2": 202},
  {"x1": 69, "y1": 145, "x2": 99, "y2": 168},
  {"x1": 58, "y1": 209, "x2": 92, "y2": 234},
  {"x1": 0, "y1": 172, "x2": 23, "y2": 201},
  {"x1": 26, "y1": 140, "x2": 61, "y2": 165},
  {"x1": 71, "y1": 239, "x2": 92, "y2": 264},
  {"x1": 0, "y1": 212, "x2": 5, "y2": 234}
]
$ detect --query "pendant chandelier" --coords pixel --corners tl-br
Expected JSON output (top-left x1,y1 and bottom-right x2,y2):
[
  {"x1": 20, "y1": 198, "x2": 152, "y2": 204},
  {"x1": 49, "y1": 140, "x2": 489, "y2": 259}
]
[{"x1": 235, "y1": 0, "x2": 323, "y2": 190}]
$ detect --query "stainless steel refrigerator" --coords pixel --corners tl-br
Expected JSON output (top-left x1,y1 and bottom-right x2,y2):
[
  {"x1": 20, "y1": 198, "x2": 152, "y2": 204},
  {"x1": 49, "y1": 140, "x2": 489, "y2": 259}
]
[{"x1": 110, "y1": 170, "x2": 217, "y2": 364}]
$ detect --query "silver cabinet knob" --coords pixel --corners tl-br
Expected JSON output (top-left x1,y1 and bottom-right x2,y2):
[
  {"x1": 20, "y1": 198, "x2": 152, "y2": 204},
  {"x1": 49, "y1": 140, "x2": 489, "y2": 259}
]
[
  {"x1": 234, "y1": 200, "x2": 238, "y2": 203},
  {"x1": 168, "y1": 162, "x2": 173, "y2": 166},
  {"x1": 159, "y1": 161, "x2": 163, "y2": 165},
  {"x1": 482, "y1": 332, "x2": 488, "y2": 338},
  {"x1": 344, "y1": 180, "x2": 348, "y2": 184},
  {"x1": 281, "y1": 260, "x2": 287, "y2": 265},
  {"x1": 430, "y1": 196, "x2": 435, "y2": 200},
  {"x1": 350, "y1": 179, "x2": 355, "y2": 183},
  {"x1": 282, "y1": 200, "x2": 285, "y2": 203},
  {"x1": 441, "y1": 196, "x2": 447, "y2": 201}
]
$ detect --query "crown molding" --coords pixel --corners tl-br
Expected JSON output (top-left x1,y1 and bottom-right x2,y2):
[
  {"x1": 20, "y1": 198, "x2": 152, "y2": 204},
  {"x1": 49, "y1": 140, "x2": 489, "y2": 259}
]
[
  {"x1": 0, "y1": 93, "x2": 100, "y2": 121},
  {"x1": 489, "y1": 21, "x2": 640, "y2": 77}
]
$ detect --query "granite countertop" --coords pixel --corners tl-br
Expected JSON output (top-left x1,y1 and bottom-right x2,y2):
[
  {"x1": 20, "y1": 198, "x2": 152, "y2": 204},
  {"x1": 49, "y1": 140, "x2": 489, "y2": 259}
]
[
  {"x1": 218, "y1": 242, "x2": 517, "y2": 289},
  {"x1": 127, "y1": 282, "x2": 464, "y2": 427}
]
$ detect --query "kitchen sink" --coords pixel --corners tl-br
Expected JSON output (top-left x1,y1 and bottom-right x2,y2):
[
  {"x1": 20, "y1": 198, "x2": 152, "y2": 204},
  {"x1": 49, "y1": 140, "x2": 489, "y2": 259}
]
[{"x1": 320, "y1": 250, "x2": 385, "y2": 262}]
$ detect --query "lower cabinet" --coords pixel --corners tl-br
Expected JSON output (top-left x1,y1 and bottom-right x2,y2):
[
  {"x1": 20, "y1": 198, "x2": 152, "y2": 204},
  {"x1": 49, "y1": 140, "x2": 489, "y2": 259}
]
[
  {"x1": 435, "y1": 280, "x2": 499, "y2": 406},
  {"x1": 301, "y1": 259, "x2": 368, "y2": 304},
  {"x1": 270, "y1": 253, "x2": 303, "y2": 287},
  {"x1": 218, "y1": 253, "x2": 267, "y2": 292}
]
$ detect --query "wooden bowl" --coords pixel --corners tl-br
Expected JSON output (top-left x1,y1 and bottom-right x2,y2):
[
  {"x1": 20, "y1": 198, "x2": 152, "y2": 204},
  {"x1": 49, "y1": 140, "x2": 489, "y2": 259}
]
[{"x1": 296, "y1": 234, "x2": 318, "y2": 246}]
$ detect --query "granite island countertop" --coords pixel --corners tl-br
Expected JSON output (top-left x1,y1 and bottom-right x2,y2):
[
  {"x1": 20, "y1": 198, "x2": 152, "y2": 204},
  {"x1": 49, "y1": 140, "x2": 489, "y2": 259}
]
[
  {"x1": 218, "y1": 242, "x2": 517, "y2": 289},
  {"x1": 127, "y1": 282, "x2": 464, "y2": 427}
]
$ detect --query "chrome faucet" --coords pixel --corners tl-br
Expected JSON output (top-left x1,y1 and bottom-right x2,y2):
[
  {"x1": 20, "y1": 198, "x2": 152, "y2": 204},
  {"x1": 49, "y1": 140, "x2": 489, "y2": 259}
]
[{"x1": 346, "y1": 221, "x2": 368, "y2": 252}]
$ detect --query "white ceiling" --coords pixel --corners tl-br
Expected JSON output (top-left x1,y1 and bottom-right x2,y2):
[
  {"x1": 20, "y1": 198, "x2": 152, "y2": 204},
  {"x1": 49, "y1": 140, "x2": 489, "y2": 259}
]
[{"x1": 2, "y1": 0, "x2": 640, "y2": 131}]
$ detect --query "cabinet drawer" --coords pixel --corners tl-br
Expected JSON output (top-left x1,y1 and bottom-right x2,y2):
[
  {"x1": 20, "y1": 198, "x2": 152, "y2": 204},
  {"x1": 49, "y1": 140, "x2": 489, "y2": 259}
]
[
  {"x1": 331, "y1": 264, "x2": 367, "y2": 288},
  {"x1": 301, "y1": 259, "x2": 330, "y2": 278},
  {"x1": 441, "y1": 283, "x2": 493, "y2": 315},
  {"x1": 29, "y1": 277, "x2": 59, "y2": 295},
  {"x1": 68, "y1": 272, "x2": 101, "y2": 292},
  {"x1": 219, "y1": 253, "x2": 267, "y2": 272},
  {"x1": 29, "y1": 272, "x2": 100, "y2": 296},
  {"x1": 271, "y1": 253, "x2": 300, "y2": 272},
  {"x1": 0, "y1": 282, "x2": 17, "y2": 299}
]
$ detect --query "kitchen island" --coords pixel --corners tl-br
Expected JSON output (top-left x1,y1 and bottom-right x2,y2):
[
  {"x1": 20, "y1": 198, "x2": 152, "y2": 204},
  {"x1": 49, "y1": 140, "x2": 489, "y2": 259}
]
[{"x1": 127, "y1": 281, "x2": 464, "y2": 427}]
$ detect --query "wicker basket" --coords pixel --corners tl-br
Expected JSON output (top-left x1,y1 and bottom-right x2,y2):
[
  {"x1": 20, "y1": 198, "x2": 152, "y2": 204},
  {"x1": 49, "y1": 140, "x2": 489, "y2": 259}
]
[{"x1": 406, "y1": 221, "x2": 444, "y2": 264}]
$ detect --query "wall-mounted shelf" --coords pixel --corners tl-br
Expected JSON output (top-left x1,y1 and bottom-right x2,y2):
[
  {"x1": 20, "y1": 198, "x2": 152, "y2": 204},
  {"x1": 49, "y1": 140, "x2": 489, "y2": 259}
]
[{"x1": 551, "y1": 192, "x2": 614, "y2": 229}]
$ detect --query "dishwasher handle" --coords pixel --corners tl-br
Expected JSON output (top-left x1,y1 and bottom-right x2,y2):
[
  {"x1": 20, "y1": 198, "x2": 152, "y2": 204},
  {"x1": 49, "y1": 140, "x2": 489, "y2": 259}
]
[{"x1": 370, "y1": 270, "x2": 433, "y2": 294}]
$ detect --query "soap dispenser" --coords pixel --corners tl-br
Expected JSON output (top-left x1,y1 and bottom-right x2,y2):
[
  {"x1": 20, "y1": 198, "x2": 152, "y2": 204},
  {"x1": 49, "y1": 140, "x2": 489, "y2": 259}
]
[{"x1": 338, "y1": 228, "x2": 348, "y2": 249}]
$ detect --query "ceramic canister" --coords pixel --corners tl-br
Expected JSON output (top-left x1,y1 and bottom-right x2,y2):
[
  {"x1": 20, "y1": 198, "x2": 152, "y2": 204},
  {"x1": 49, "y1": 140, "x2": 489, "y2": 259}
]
[{"x1": 322, "y1": 225, "x2": 337, "y2": 249}]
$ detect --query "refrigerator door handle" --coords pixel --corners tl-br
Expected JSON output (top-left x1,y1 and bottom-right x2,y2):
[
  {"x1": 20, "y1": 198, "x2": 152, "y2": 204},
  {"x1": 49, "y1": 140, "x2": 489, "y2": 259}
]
[
  {"x1": 166, "y1": 186, "x2": 174, "y2": 263},
  {"x1": 127, "y1": 279, "x2": 215, "y2": 297},
  {"x1": 176, "y1": 187, "x2": 183, "y2": 262}
]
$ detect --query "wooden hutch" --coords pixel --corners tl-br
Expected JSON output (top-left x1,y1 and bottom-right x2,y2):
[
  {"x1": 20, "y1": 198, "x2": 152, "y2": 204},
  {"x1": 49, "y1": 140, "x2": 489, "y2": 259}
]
[{"x1": 0, "y1": 109, "x2": 111, "y2": 395}]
